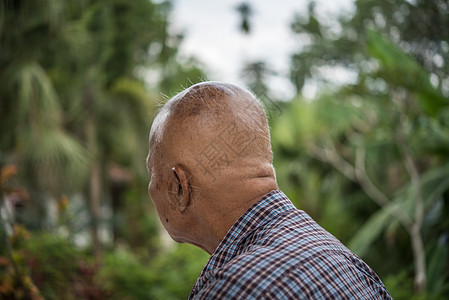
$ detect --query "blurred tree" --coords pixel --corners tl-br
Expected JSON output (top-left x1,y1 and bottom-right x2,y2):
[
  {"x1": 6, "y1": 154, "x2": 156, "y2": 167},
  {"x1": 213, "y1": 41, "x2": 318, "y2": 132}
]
[
  {"x1": 0, "y1": 0, "x2": 207, "y2": 263},
  {"x1": 98, "y1": 244, "x2": 208, "y2": 299},
  {"x1": 240, "y1": 61, "x2": 283, "y2": 118},
  {"x1": 0, "y1": 0, "x2": 90, "y2": 228},
  {"x1": 235, "y1": 1, "x2": 253, "y2": 34},
  {"x1": 152, "y1": 1, "x2": 207, "y2": 94},
  {"x1": 0, "y1": 0, "x2": 209, "y2": 298},
  {"x1": 67, "y1": 0, "x2": 161, "y2": 263},
  {"x1": 290, "y1": 0, "x2": 449, "y2": 96},
  {"x1": 241, "y1": 61, "x2": 273, "y2": 97},
  {"x1": 0, "y1": 0, "x2": 157, "y2": 263},
  {"x1": 279, "y1": 0, "x2": 449, "y2": 295}
]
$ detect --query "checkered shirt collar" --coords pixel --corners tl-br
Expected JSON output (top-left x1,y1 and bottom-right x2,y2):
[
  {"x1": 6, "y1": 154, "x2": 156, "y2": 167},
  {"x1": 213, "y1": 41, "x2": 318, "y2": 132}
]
[{"x1": 200, "y1": 189, "x2": 296, "y2": 274}]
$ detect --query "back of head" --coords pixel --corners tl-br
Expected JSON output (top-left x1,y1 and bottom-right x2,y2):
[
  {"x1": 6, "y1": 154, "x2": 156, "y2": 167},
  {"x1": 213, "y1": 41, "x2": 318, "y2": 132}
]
[
  {"x1": 150, "y1": 81, "x2": 274, "y2": 186},
  {"x1": 147, "y1": 82, "x2": 278, "y2": 253}
]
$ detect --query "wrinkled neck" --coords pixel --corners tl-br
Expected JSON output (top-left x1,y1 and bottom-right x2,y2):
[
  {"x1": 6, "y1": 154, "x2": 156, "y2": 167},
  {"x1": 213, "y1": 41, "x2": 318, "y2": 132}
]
[{"x1": 194, "y1": 172, "x2": 278, "y2": 253}]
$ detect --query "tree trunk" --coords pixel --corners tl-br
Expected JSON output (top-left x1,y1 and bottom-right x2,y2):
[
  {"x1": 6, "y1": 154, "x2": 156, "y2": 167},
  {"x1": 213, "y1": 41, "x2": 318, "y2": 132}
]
[
  {"x1": 89, "y1": 159, "x2": 102, "y2": 265},
  {"x1": 410, "y1": 224, "x2": 426, "y2": 294},
  {"x1": 85, "y1": 87, "x2": 102, "y2": 265}
]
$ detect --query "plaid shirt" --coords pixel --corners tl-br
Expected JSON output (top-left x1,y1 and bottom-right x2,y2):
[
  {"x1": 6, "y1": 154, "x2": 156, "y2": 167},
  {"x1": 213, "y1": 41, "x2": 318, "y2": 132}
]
[{"x1": 189, "y1": 190, "x2": 392, "y2": 299}]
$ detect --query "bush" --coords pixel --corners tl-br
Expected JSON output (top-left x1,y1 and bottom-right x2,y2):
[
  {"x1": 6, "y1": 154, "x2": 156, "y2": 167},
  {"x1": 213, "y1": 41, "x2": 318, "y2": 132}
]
[
  {"x1": 98, "y1": 243, "x2": 208, "y2": 300},
  {"x1": 24, "y1": 232, "x2": 81, "y2": 300}
]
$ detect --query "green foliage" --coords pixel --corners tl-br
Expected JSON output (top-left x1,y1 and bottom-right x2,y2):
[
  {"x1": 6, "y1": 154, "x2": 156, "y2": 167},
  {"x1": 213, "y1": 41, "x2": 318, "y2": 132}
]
[
  {"x1": 24, "y1": 233, "x2": 80, "y2": 300},
  {"x1": 0, "y1": 1, "x2": 210, "y2": 298},
  {"x1": 289, "y1": 0, "x2": 449, "y2": 96},
  {"x1": 99, "y1": 244, "x2": 208, "y2": 300},
  {"x1": 271, "y1": 12, "x2": 449, "y2": 293},
  {"x1": 146, "y1": 244, "x2": 209, "y2": 299},
  {"x1": 366, "y1": 30, "x2": 449, "y2": 116},
  {"x1": 426, "y1": 240, "x2": 449, "y2": 298},
  {"x1": 349, "y1": 164, "x2": 449, "y2": 256},
  {"x1": 1, "y1": 60, "x2": 89, "y2": 193},
  {"x1": 113, "y1": 187, "x2": 160, "y2": 250},
  {"x1": 383, "y1": 270, "x2": 424, "y2": 300},
  {"x1": 383, "y1": 268, "x2": 448, "y2": 300},
  {"x1": 99, "y1": 248, "x2": 156, "y2": 300},
  {"x1": 0, "y1": 0, "x2": 209, "y2": 256},
  {"x1": 1, "y1": 225, "x2": 106, "y2": 300},
  {"x1": 0, "y1": 225, "x2": 208, "y2": 299},
  {"x1": 1, "y1": 0, "x2": 448, "y2": 298},
  {"x1": 235, "y1": 2, "x2": 253, "y2": 34}
]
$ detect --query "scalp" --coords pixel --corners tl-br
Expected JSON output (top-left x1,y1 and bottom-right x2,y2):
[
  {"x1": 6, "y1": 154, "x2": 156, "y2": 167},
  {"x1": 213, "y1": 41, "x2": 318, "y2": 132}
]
[{"x1": 149, "y1": 81, "x2": 273, "y2": 184}]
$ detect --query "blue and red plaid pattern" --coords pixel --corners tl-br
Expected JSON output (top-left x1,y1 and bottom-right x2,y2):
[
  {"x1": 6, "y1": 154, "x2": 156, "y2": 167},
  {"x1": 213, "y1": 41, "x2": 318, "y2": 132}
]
[{"x1": 189, "y1": 190, "x2": 391, "y2": 299}]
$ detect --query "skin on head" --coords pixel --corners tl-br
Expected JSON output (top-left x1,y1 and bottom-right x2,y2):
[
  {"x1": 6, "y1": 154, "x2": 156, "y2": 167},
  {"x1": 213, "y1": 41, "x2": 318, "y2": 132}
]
[{"x1": 146, "y1": 81, "x2": 278, "y2": 254}]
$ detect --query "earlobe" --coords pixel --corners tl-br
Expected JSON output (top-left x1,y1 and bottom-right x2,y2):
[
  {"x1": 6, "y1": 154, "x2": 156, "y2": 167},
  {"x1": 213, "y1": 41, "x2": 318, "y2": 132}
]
[{"x1": 171, "y1": 166, "x2": 191, "y2": 212}]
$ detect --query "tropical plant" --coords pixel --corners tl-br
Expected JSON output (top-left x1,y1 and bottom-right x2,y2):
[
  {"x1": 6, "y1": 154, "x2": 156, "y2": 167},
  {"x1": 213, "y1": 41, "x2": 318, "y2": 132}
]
[
  {"x1": 0, "y1": 0, "x2": 207, "y2": 264},
  {"x1": 271, "y1": 30, "x2": 449, "y2": 296}
]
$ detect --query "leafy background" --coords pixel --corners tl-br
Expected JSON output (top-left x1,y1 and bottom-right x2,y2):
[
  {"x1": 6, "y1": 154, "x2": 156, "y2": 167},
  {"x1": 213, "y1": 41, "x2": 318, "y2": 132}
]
[{"x1": 1, "y1": 0, "x2": 448, "y2": 299}]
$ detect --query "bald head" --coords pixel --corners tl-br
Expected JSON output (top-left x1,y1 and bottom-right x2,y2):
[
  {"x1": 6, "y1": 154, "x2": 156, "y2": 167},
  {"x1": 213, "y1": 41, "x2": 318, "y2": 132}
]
[
  {"x1": 147, "y1": 82, "x2": 278, "y2": 253},
  {"x1": 149, "y1": 81, "x2": 273, "y2": 184}
]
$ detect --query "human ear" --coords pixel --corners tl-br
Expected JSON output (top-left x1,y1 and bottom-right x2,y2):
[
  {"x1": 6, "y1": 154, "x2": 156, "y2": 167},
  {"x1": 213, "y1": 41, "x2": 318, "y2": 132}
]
[{"x1": 170, "y1": 165, "x2": 191, "y2": 212}]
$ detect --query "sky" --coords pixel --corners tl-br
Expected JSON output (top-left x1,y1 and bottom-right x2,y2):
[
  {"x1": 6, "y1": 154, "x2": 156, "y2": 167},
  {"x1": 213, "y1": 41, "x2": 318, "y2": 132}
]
[{"x1": 170, "y1": 0, "x2": 354, "y2": 99}]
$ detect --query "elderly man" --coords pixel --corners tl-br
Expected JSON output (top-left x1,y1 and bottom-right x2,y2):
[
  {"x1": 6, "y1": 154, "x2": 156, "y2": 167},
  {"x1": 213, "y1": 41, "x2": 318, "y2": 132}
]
[{"x1": 147, "y1": 82, "x2": 391, "y2": 299}]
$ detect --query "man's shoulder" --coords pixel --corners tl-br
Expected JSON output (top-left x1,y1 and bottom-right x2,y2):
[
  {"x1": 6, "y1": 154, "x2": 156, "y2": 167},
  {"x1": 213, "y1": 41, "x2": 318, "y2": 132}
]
[
  {"x1": 193, "y1": 210, "x2": 349, "y2": 296},
  {"x1": 191, "y1": 208, "x2": 391, "y2": 299},
  {"x1": 242, "y1": 208, "x2": 347, "y2": 256},
  {"x1": 195, "y1": 244, "x2": 390, "y2": 299},
  {"x1": 221, "y1": 210, "x2": 351, "y2": 279}
]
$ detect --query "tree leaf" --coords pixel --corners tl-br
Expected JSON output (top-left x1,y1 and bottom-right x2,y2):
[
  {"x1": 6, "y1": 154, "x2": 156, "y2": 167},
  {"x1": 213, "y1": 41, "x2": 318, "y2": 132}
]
[{"x1": 366, "y1": 30, "x2": 449, "y2": 116}]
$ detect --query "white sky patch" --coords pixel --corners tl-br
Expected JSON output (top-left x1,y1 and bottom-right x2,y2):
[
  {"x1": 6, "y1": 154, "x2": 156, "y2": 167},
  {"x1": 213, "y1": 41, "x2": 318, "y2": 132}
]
[{"x1": 171, "y1": 0, "x2": 354, "y2": 99}]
